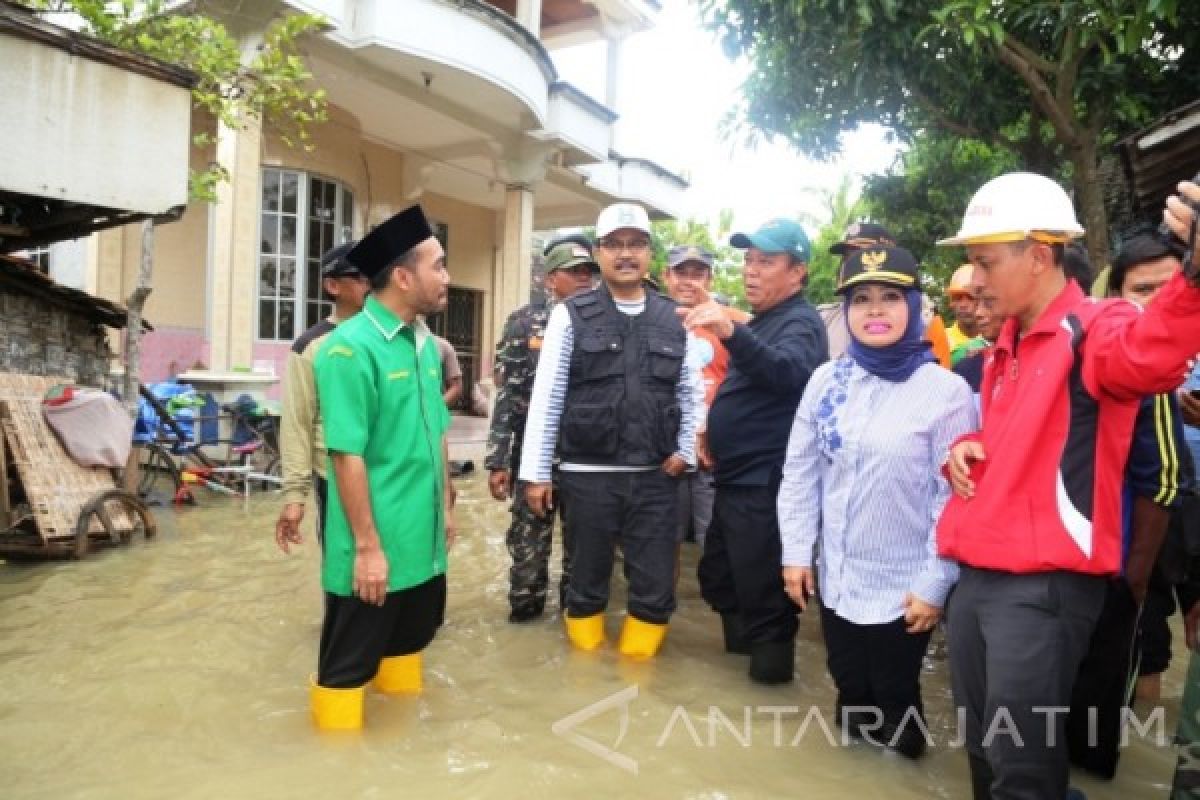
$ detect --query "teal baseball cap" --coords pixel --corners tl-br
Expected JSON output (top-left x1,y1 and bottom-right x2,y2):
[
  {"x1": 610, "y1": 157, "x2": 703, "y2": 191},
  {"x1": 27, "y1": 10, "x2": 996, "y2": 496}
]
[{"x1": 730, "y1": 218, "x2": 812, "y2": 262}]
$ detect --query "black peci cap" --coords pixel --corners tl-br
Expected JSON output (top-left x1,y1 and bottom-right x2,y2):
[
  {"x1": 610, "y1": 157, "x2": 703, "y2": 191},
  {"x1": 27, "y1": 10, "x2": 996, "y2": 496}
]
[
  {"x1": 347, "y1": 205, "x2": 435, "y2": 280},
  {"x1": 829, "y1": 221, "x2": 896, "y2": 255}
]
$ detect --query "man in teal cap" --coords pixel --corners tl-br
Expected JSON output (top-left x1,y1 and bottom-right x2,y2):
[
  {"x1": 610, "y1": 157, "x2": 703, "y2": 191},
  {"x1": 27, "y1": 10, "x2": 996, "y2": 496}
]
[{"x1": 680, "y1": 217, "x2": 829, "y2": 685}]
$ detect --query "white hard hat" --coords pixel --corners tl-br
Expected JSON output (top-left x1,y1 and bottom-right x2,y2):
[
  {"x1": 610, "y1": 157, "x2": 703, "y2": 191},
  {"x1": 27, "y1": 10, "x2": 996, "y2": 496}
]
[
  {"x1": 937, "y1": 172, "x2": 1085, "y2": 247},
  {"x1": 596, "y1": 203, "x2": 651, "y2": 238}
]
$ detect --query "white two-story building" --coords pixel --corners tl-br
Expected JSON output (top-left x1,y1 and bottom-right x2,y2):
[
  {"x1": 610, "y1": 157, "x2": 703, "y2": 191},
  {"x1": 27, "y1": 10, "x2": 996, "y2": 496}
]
[{"x1": 49, "y1": 0, "x2": 686, "y2": 396}]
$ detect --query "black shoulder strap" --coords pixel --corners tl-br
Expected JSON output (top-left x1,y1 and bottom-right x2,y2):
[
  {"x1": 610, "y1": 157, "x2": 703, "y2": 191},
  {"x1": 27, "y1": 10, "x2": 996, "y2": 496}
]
[{"x1": 291, "y1": 319, "x2": 335, "y2": 355}]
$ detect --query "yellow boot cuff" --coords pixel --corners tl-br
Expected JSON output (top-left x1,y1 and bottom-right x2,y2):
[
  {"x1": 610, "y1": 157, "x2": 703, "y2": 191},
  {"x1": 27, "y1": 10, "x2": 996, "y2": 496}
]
[
  {"x1": 310, "y1": 678, "x2": 365, "y2": 731},
  {"x1": 618, "y1": 616, "x2": 667, "y2": 660},
  {"x1": 374, "y1": 654, "x2": 422, "y2": 694},
  {"x1": 565, "y1": 613, "x2": 607, "y2": 651}
]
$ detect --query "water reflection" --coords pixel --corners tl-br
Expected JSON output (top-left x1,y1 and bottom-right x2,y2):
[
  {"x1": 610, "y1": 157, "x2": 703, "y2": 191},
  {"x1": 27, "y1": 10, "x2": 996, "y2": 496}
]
[{"x1": 0, "y1": 473, "x2": 1185, "y2": 798}]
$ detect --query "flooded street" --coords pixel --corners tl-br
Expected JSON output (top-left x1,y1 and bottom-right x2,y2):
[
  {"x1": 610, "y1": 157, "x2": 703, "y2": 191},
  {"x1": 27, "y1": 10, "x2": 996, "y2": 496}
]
[{"x1": 0, "y1": 472, "x2": 1187, "y2": 799}]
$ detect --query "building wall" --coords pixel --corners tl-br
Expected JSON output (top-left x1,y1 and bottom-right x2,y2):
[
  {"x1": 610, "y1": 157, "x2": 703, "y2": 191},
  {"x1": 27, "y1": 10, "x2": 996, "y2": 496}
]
[
  {"x1": 92, "y1": 110, "x2": 215, "y2": 381},
  {"x1": 421, "y1": 192, "x2": 498, "y2": 377},
  {"x1": 0, "y1": 291, "x2": 113, "y2": 388},
  {"x1": 90, "y1": 104, "x2": 504, "y2": 388}
]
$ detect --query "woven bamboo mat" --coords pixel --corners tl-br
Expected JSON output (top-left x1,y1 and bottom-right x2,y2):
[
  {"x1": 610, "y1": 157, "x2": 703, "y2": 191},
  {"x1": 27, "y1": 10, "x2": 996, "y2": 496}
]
[{"x1": 0, "y1": 372, "x2": 131, "y2": 542}]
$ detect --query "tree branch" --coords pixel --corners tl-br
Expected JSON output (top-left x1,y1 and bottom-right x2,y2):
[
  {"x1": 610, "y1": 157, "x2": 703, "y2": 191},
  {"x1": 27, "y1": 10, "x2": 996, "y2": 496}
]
[
  {"x1": 905, "y1": 81, "x2": 984, "y2": 140},
  {"x1": 1003, "y1": 34, "x2": 1057, "y2": 76},
  {"x1": 904, "y1": 80, "x2": 1024, "y2": 153},
  {"x1": 1055, "y1": 26, "x2": 1090, "y2": 112},
  {"x1": 995, "y1": 40, "x2": 1082, "y2": 150}
]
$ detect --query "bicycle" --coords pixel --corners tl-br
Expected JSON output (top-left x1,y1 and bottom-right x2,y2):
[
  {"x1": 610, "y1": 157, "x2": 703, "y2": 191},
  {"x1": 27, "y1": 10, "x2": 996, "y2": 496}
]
[{"x1": 133, "y1": 385, "x2": 281, "y2": 504}]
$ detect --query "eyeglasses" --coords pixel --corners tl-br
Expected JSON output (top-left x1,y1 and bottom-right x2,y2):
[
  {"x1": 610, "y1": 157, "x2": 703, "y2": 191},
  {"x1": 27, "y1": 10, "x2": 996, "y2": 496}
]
[
  {"x1": 553, "y1": 264, "x2": 595, "y2": 276},
  {"x1": 599, "y1": 238, "x2": 651, "y2": 253}
]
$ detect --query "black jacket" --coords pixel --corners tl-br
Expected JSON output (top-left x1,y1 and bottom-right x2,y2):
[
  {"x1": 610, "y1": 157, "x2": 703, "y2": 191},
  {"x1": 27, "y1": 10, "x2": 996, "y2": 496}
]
[{"x1": 707, "y1": 292, "x2": 828, "y2": 486}]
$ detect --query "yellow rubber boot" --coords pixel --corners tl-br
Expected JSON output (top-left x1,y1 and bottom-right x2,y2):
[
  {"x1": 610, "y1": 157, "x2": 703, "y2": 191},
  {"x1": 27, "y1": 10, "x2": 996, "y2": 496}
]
[
  {"x1": 373, "y1": 654, "x2": 422, "y2": 694},
  {"x1": 564, "y1": 613, "x2": 607, "y2": 651},
  {"x1": 618, "y1": 616, "x2": 667, "y2": 660},
  {"x1": 310, "y1": 678, "x2": 364, "y2": 731}
]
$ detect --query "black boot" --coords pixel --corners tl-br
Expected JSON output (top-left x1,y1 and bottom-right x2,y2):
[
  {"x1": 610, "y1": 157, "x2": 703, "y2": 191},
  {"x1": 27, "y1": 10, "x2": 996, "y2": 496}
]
[
  {"x1": 508, "y1": 601, "x2": 544, "y2": 623},
  {"x1": 748, "y1": 639, "x2": 794, "y2": 684},
  {"x1": 881, "y1": 722, "x2": 928, "y2": 759},
  {"x1": 834, "y1": 703, "x2": 868, "y2": 741},
  {"x1": 968, "y1": 753, "x2": 994, "y2": 800},
  {"x1": 720, "y1": 612, "x2": 750, "y2": 655}
]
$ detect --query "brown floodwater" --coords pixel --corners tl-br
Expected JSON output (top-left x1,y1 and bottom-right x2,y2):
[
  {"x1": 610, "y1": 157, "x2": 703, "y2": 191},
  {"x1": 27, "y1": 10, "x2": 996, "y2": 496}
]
[{"x1": 0, "y1": 473, "x2": 1187, "y2": 798}]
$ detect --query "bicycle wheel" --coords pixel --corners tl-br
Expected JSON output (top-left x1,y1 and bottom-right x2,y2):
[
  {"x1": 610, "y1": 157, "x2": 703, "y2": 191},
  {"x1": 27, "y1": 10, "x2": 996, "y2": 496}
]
[{"x1": 137, "y1": 442, "x2": 181, "y2": 499}]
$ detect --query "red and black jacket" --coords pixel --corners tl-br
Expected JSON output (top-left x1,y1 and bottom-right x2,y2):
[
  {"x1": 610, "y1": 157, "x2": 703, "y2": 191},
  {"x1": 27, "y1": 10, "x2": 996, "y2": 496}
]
[{"x1": 937, "y1": 273, "x2": 1200, "y2": 575}]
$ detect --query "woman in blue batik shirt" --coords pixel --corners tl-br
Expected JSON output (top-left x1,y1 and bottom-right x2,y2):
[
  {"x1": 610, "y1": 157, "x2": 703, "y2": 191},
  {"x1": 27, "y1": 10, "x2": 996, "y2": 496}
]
[{"x1": 777, "y1": 245, "x2": 976, "y2": 759}]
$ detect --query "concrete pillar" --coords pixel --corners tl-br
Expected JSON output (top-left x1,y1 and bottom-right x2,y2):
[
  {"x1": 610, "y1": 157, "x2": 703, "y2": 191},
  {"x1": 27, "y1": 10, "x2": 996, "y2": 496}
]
[
  {"x1": 494, "y1": 186, "x2": 534, "y2": 340},
  {"x1": 207, "y1": 117, "x2": 262, "y2": 371},
  {"x1": 605, "y1": 35, "x2": 624, "y2": 152},
  {"x1": 516, "y1": 0, "x2": 542, "y2": 37}
]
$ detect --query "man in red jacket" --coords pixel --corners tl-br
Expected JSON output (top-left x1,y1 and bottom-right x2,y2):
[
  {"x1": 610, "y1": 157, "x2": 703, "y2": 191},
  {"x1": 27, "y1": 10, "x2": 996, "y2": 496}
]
[{"x1": 936, "y1": 173, "x2": 1200, "y2": 800}]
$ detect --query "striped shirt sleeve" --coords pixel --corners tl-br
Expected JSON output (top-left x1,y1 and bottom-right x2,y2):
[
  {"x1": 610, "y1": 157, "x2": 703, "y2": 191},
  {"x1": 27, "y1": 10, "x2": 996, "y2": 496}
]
[
  {"x1": 674, "y1": 331, "x2": 704, "y2": 466},
  {"x1": 518, "y1": 304, "x2": 573, "y2": 484}
]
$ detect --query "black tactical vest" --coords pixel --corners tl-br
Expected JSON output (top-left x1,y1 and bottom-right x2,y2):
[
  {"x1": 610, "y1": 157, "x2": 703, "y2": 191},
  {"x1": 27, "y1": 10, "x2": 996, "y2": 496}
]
[{"x1": 558, "y1": 285, "x2": 686, "y2": 465}]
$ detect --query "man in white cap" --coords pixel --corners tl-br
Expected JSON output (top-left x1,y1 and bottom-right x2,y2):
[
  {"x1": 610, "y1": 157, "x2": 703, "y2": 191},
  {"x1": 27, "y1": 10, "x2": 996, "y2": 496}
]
[
  {"x1": 935, "y1": 173, "x2": 1200, "y2": 799},
  {"x1": 521, "y1": 202, "x2": 703, "y2": 660}
]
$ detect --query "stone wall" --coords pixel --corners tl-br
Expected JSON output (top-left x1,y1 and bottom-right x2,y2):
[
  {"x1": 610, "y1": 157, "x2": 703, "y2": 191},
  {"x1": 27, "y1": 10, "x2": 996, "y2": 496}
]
[{"x1": 0, "y1": 290, "x2": 113, "y2": 387}]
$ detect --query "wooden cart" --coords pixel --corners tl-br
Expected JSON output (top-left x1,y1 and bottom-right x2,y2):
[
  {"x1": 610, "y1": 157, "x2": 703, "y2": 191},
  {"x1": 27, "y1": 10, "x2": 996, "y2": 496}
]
[{"x1": 0, "y1": 373, "x2": 154, "y2": 558}]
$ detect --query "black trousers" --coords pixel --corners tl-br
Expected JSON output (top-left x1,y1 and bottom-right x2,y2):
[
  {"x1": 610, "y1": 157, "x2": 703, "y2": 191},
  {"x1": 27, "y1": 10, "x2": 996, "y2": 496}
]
[
  {"x1": 1140, "y1": 497, "x2": 1200, "y2": 678},
  {"x1": 313, "y1": 472, "x2": 327, "y2": 550},
  {"x1": 1066, "y1": 578, "x2": 1140, "y2": 779},
  {"x1": 317, "y1": 574, "x2": 447, "y2": 688},
  {"x1": 698, "y1": 479, "x2": 799, "y2": 644},
  {"x1": 948, "y1": 567, "x2": 1105, "y2": 800},
  {"x1": 820, "y1": 603, "x2": 932, "y2": 725},
  {"x1": 559, "y1": 469, "x2": 678, "y2": 624}
]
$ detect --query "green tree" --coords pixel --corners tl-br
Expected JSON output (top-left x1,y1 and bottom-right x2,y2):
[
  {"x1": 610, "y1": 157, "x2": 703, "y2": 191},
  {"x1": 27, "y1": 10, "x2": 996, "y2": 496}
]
[
  {"x1": 800, "y1": 175, "x2": 868, "y2": 306},
  {"x1": 700, "y1": 0, "x2": 1200, "y2": 267}
]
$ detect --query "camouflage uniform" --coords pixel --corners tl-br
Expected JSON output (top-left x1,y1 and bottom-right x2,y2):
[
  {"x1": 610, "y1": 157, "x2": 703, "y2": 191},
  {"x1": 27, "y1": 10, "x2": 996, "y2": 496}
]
[{"x1": 486, "y1": 299, "x2": 571, "y2": 618}]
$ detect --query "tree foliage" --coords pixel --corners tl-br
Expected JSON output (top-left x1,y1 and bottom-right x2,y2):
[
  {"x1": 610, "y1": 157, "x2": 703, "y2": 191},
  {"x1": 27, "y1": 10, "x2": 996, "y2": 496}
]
[
  {"x1": 800, "y1": 175, "x2": 868, "y2": 306},
  {"x1": 22, "y1": 0, "x2": 328, "y2": 201},
  {"x1": 700, "y1": 0, "x2": 1200, "y2": 266}
]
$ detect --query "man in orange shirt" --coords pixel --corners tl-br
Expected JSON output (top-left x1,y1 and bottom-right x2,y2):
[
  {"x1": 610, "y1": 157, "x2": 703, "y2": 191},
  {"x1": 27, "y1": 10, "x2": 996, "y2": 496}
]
[{"x1": 663, "y1": 245, "x2": 748, "y2": 552}]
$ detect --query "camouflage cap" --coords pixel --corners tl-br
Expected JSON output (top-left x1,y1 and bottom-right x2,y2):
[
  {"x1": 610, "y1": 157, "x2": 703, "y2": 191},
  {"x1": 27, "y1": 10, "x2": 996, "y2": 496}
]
[{"x1": 544, "y1": 241, "x2": 597, "y2": 273}]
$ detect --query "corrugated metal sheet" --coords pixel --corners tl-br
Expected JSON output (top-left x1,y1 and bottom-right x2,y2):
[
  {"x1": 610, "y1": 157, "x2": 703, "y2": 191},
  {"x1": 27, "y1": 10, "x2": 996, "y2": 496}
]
[{"x1": 1116, "y1": 99, "x2": 1200, "y2": 216}]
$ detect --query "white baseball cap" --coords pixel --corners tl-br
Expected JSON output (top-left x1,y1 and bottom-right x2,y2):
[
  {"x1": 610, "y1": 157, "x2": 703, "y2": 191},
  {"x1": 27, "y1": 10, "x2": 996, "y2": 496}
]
[{"x1": 596, "y1": 203, "x2": 651, "y2": 238}]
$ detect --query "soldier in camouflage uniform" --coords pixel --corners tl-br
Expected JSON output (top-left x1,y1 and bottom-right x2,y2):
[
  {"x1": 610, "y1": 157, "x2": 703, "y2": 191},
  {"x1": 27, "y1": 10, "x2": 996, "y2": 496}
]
[{"x1": 486, "y1": 239, "x2": 596, "y2": 622}]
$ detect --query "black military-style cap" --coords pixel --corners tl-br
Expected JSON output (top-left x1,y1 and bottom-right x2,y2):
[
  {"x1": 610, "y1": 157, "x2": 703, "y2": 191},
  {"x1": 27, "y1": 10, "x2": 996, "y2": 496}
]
[
  {"x1": 347, "y1": 205, "x2": 435, "y2": 280},
  {"x1": 829, "y1": 221, "x2": 896, "y2": 255},
  {"x1": 836, "y1": 245, "x2": 920, "y2": 294},
  {"x1": 319, "y1": 241, "x2": 361, "y2": 278}
]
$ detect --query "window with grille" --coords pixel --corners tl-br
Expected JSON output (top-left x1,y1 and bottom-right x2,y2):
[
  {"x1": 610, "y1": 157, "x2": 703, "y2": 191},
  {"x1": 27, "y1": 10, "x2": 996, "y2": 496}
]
[{"x1": 257, "y1": 169, "x2": 354, "y2": 341}]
